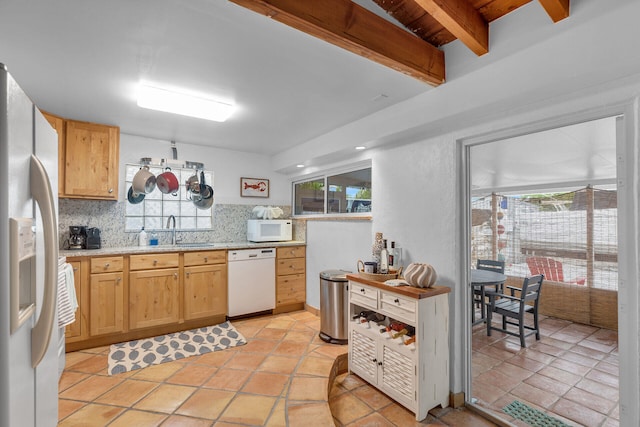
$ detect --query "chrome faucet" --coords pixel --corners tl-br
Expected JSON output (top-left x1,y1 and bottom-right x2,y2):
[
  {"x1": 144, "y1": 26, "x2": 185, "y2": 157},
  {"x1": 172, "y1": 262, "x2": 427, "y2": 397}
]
[{"x1": 166, "y1": 215, "x2": 177, "y2": 245}]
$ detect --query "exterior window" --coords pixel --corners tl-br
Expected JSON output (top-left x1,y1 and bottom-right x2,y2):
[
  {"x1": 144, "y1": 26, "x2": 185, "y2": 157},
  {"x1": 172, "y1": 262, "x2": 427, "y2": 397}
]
[{"x1": 293, "y1": 167, "x2": 371, "y2": 216}]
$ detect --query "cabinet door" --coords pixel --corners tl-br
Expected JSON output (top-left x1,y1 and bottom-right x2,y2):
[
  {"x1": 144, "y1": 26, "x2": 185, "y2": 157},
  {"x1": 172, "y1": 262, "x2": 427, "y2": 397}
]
[
  {"x1": 41, "y1": 111, "x2": 66, "y2": 196},
  {"x1": 63, "y1": 120, "x2": 119, "y2": 199},
  {"x1": 380, "y1": 343, "x2": 415, "y2": 407},
  {"x1": 349, "y1": 329, "x2": 378, "y2": 384},
  {"x1": 89, "y1": 272, "x2": 124, "y2": 336},
  {"x1": 129, "y1": 268, "x2": 180, "y2": 329},
  {"x1": 184, "y1": 264, "x2": 227, "y2": 320},
  {"x1": 276, "y1": 273, "x2": 305, "y2": 305},
  {"x1": 64, "y1": 261, "x2": 82, "y2": 338}
]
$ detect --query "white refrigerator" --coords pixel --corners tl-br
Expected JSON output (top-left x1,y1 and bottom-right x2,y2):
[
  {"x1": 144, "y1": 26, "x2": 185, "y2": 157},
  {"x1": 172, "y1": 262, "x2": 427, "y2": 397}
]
[{"x1": 0, "y1": 64, "x2": 60, "y2": 427}]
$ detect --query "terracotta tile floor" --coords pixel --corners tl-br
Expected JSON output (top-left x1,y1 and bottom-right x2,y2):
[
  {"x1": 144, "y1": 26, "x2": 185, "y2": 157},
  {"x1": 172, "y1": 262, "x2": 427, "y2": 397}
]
[
  {"x1": 472, "y1": 313, "x2": 620, "y2": 427},
  {"x1": 59, "y1": 310, "x2": 492, "y2": 426}
]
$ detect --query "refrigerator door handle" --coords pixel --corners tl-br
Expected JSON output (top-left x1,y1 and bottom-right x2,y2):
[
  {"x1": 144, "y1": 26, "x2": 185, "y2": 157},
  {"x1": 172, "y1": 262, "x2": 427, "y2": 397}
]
[{"x1": 30, "y1": 154, "x2": 59, "y2": 368}]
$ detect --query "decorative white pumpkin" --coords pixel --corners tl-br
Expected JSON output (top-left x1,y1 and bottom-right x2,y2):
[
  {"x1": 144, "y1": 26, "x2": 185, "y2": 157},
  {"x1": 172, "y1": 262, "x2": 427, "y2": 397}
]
[{"x1": 403, "y1": 263, "x2": 437, "y2": 288}]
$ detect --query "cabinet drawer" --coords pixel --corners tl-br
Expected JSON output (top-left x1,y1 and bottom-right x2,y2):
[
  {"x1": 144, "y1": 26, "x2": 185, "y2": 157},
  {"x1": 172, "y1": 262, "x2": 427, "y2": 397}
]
[
  {"x1": 90, "y1": 256, "x2": 124, "y2": 273},
  {"x1": 276, "y1": 246, "x2": 305, "y2": 259},
  {"x1": 380, "y1": 291, "x2": 416, "y2": 323},
  {"x1": 276, "y1": 257, "x2": 305, "y2": 275},
  {"x1": 130, "y1": 253, "x2": 179, "y2": 270},
  {"x1": 350, "y1": 283, "x2": 377, "y2": 310},
  {"x1": 184, "y1": 250, "x2": 226, "y2": 266}
]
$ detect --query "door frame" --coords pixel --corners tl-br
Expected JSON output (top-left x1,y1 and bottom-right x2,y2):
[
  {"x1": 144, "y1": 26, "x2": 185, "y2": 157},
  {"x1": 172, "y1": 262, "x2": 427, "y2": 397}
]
[{"x1": 458, "y1": 102, "x2": 639, "y2": 425}]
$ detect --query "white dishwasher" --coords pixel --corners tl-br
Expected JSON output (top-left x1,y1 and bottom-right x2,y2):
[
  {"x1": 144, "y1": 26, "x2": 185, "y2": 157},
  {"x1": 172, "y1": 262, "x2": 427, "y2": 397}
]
[{"x1": 228, "y1": 248, "x2": 276, "y2": 317}]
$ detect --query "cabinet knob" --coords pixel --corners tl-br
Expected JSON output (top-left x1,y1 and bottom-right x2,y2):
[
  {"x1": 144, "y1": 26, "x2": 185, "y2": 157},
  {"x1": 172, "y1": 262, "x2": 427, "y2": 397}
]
[
  {"x1": 153, "y1": 260, "x2": 158, "y2": 265},
  {"x1": 394, "y1": 298, "x2": 400, "y2": 304},
  {"x1": 104, "y1": 263, "x2": 110, "y2": 269},
  {"x1": 360, "y1": 288, "x2": 365, "y2": 293},
  {"x1": 204, "y1": 257, "x2": 208, "y2": 263},
  {"x1": 372, "y1": 358, "x2": 377, "y2": 363},
  {"x1": 186, "y1": 272, "x2": 190, "y2": 278},
  {"x1": 378, "y1": 361, "x2": 383, "y2": 366},
  {"x1": 116, "y1": 277, "x2": 121, "y2": 283},
  {"x1": 108, "y1": 188, "x2": 113, "y2": 193},
  {"x1": 174, "y1": 272, "x2": 178, "y2": 279}
]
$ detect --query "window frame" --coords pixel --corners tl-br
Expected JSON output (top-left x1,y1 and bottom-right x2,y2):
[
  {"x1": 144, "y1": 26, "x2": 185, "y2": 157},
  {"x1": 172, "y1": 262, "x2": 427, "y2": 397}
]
[{"x1": 292, "y1": 163, "x2": 372, "y2": 219}]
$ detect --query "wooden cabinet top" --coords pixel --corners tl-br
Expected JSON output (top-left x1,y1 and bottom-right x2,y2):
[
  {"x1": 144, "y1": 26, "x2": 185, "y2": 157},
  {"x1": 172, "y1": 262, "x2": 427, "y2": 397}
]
[{"x1": 346, "y1": 274, "x2": 450, "y2": 300}]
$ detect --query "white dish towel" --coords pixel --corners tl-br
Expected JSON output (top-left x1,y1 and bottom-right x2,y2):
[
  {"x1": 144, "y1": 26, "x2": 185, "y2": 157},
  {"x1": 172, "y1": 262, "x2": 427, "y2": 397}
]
[{"x1": 57, "y1": 261, "x2": 78, "y2": 328}]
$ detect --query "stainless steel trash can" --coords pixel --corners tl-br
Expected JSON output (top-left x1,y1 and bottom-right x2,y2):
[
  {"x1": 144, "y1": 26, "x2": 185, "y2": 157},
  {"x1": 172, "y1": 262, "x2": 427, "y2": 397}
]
[{"x1": 319, "y1": 269, "x2": 349, "y2": 344}]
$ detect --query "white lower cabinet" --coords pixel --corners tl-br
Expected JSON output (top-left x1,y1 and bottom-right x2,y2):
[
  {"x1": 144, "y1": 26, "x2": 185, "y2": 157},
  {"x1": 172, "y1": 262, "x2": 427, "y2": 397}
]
[{"x1": 348, "y1": 277, "x2": 450, "y2": 421}]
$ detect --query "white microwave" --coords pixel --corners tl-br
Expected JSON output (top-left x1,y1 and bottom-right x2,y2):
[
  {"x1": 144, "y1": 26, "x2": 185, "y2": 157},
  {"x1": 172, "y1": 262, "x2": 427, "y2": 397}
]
[{"x1": 247, "y1": 219, "x2": 292, "y2": 242}]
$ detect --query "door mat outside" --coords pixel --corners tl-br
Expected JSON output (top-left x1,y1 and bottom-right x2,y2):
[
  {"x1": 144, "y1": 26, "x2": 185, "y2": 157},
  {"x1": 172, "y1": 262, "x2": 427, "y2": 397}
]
[
  {"x1": 503, "y1": 401, "x2": 570, "y2": 427},
  {"x1": 108, "y1": 321, "x2": 246, "y2": 375}
]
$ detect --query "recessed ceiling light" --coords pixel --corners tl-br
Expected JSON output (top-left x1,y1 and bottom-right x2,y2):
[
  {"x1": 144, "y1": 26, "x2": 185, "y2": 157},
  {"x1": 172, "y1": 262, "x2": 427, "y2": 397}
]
[
  {"x1": 296, "y1": 164, "x2": 305, "y2": 168},
  {"x1": 355, "y1": 146, "x2": 366, "y2": 150},
  {"x1": 137, "y1": 83, "x2": 235, "y2": 122}
]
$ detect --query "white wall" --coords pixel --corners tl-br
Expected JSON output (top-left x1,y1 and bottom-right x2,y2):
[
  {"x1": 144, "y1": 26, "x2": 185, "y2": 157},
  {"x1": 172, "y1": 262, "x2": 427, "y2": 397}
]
[
  {"x1": 288, "y1": 0, "x2": 640, "y2": 424},
  {"x1": 119, "y1": 134, "x2": 290, "y2": 205},
  {"x1": 305, "y1": 220, "x2": 371, "y2": 309}
]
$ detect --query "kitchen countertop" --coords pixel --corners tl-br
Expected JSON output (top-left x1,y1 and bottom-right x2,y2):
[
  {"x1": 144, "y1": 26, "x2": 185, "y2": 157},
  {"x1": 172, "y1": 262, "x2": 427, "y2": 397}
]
[{"x1": 60, "y1": 240, "x2": 306, "y2": 257}]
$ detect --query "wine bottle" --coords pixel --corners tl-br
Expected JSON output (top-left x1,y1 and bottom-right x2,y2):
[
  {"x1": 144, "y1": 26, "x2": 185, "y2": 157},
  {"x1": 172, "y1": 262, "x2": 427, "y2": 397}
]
[{"x1": 379, "y1": 239, "x2": 389, "y2": 273}]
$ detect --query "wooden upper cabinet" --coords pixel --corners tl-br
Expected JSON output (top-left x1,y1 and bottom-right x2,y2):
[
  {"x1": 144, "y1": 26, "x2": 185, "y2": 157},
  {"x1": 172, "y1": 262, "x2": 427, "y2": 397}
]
[
  {"x1": 41, "y1": 111, "x2": 66, "y2": 196},
  {"x1": 63, "y1": 119, "x2": 120, "y2": 200}
]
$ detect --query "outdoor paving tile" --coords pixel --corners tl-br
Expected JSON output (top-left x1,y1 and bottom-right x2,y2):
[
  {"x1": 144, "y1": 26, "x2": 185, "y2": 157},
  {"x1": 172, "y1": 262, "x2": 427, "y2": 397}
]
[
  {"x1": 524, "y1": 372, "x2": 572, "y2": 395},
  {"x1": 594, "y1": 360, "x2": 619, "y2": 376},
  {"x1": 509, "y1": 382, "x2": 560, "y2": 409},
  {"x1": 476, "y1": 367, "x2": 524, "y2": 392},
  {"x1": 563, "y1": 387, "x2": 617, "y2": 415},
  {"x1": 471, "y1": 377, "x2": 507, "y2": 405},
  {"x1": 505, "y1": 353, "x2": 546, "y2": 372},
  {"x1": 578, "y1": 339, "x2": 618, "y2": 354},
  {"x1": 552, "y1": 397, "x2": 606, "y2": 427},
  {"x1": 575, "y1": 377, "x2": 619, "y2": 401},
  {"x1": 537, "y1": 365, "x2": 582, "y2": 386},
  {"x1": 568, "y1": 343, "x2": 608, "y2": 360},
  {"x1": 550, "y1": 358, "x2": 591, "y2": 376},
  {"x1": 559, "y1": 349, "x2": 600, "y2": 368},
  {"x1": 586, "y1": 368, "x2": 619, "y2": 388}
]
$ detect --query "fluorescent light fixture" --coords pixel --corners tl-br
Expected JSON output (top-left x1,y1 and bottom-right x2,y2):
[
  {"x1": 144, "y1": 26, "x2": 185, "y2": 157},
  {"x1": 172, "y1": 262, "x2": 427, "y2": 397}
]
[
  {"x1": 137, "y1": 83, "x2": 235, "y2": 122},
  {"x1": 355, "y1": 146, "x2": 366, "y2": 150},
  {"x1": 296, "y1": 164, "x2": 305, "y2": 168}
]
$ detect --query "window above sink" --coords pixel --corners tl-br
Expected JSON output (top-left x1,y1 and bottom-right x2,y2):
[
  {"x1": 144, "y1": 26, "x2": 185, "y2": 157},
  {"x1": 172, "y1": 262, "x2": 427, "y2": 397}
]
[{"x1": 125, "y1": 164, "x2": 213, "y2": 231}]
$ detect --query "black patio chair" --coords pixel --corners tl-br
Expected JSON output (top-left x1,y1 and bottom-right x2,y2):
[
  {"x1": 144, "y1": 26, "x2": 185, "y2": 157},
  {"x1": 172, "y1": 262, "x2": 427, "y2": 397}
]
[
  {"x1": 486, "y1": 274, "x2": 544, "y2": 347},
  {"x1": 473, "y1": 259, "x2": 506, "y2": 312}
]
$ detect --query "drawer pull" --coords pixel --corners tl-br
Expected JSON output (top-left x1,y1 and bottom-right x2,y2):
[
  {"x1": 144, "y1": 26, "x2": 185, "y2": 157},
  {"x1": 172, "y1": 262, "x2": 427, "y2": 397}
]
[
  {"x1": 186, "y1": 272, "x2": 190, "y2": 278},
  {"x1": 360, "y1": 288, "x2": 366, "y2": 293},
  {"x1": 104, "y1": 263, "x2": 110, "y2": 269},
  {"x1": 153, "y1": 260, "x2": 158, "y2": 265},
  {"x1": 174, "y1": 272, "x2": 178, "y2": 279},
  {"x1": 204, "y1": 257, "x2": 208, "y2": 262},
  {"x1": 394, "y1": 298, "x2": 400, "y2": 304}
]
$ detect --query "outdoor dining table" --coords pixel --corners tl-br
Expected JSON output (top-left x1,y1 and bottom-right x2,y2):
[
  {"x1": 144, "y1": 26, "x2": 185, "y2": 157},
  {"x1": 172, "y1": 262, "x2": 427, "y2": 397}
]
[{"x1": 471, "y1": 269, "x2": 507, "y2": 325}]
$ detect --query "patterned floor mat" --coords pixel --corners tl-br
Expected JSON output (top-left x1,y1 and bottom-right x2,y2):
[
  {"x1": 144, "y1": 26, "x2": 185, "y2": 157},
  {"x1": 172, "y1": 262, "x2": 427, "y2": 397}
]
[
  {"x1": 108, "y1": 321, "x2": 246, "y2": 375},
  {"x1": 503, "y1": 400, "x2": 570, "y2": 427}
]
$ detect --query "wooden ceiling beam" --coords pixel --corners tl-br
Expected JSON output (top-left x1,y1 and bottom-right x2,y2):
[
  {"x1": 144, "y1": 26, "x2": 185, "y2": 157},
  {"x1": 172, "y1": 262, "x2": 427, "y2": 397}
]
[
  {"x1": 413, "y1": 0, "x2": 489, "y2": 56},
  {"x1": 229, "y1": 0, "x2": 445, "y2": 86},
  {"x1": 538, "y1": 0, "x2": 570, "y2": 22}
]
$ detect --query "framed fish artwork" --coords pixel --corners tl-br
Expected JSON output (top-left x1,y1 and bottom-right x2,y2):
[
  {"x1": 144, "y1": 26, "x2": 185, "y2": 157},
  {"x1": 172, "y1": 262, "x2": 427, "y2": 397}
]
[{"x1": 240, "y1": 177, "x2": 270, "y2": 198}]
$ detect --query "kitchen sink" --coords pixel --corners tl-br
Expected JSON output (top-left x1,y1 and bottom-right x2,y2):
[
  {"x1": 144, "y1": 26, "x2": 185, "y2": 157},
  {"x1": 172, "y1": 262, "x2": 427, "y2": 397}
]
[{"x1": 176, "y1": 242, "x2": 216, "y2": 247}]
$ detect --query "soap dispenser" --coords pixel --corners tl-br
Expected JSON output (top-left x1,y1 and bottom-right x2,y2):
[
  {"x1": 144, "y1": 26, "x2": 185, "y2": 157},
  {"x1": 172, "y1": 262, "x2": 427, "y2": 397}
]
[{"x1": 139, "y1": 227, "x2": 148, "y2": 246}]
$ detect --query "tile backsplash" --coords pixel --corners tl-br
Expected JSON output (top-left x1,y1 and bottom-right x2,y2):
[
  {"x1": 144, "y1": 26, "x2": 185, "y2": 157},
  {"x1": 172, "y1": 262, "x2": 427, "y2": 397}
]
[{"x1": 58, "y1": 199, "x2": 304, "y2": 249}]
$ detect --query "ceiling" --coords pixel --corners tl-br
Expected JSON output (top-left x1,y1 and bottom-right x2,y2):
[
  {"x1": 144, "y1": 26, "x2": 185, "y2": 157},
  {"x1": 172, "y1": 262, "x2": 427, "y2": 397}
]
[
  {"x1": 0, "y1": 0, "x2": 568, "y2": 163},
  {"x1": 471, "y1": 116, "x2": 618, "y2": 195}
]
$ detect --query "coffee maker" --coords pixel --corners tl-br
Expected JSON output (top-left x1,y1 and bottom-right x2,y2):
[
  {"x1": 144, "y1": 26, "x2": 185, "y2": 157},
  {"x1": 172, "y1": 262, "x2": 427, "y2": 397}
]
[{"x1": 68, "y1": 226, "x2": 87, "y2": 250}]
